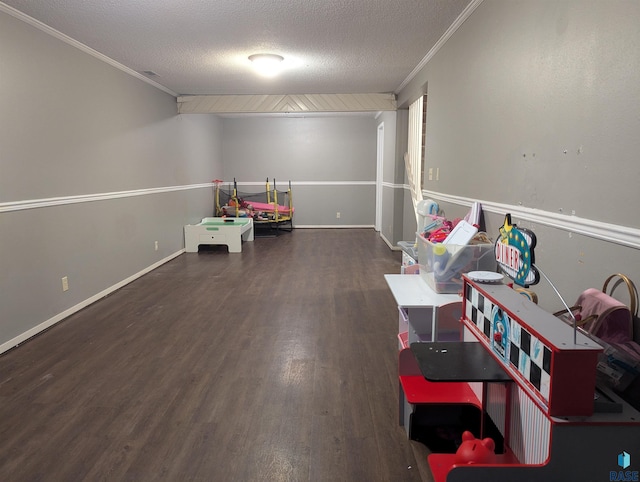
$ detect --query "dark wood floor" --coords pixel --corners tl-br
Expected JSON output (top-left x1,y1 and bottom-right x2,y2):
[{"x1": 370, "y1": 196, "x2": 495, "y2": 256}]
[{"x1": 0, "y1": 229, "x2": 427, "y2": 481}]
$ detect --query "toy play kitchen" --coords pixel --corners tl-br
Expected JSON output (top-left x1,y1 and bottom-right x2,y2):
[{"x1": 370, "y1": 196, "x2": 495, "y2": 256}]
[{"x1": 387, "y1": 213, "x2": 640, "y2": 482}]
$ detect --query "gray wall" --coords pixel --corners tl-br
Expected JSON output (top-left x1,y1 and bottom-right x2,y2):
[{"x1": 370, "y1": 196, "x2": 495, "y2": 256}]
[
  {"x1": 5, "y1": 0, "x2": 640, "y2": 350},
  {"x1": 395, "y1": 0, "x2": 640, "y2": 316},
  {"x1": 0, "y1": 11, "x2": 222, "y2": 350},
  {"x1": 377, "y1": 111, "x2": 399, "y2": 244},
  {"x1": 378, "y1": 108, "x2": 418, "y2": 247},
  {"x1": 220, "y1": 116, "x2": 377, "y2": 226}
]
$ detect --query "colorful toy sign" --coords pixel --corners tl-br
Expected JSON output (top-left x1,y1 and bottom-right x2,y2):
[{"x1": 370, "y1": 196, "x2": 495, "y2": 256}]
[
  {"x1": 491, "y1": 306, "x2": 510, "y2": 362},
  {"x1": 495, "y1": 214, "x2": 539, "y2": 287}
]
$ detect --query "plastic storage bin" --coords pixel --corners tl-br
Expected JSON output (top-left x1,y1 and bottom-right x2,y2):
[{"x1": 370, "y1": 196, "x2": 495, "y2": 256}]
[{"x1": 417, "y1": 234, "x2": 496, "y2": 293}]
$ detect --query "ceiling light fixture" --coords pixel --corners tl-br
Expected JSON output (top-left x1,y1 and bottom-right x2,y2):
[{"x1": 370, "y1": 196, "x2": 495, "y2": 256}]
[{"x1": 248, "y1": 53, "x2": 284, "y2": 78}]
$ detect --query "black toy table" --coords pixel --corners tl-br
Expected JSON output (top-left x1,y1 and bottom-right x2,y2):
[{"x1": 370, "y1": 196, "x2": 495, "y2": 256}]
[
  {"x1": 410, "y1": 341, "x2": 512, "y2": 440},
  {"x1": 410, "y1": 341, "x2": 512, "y2": 383}
]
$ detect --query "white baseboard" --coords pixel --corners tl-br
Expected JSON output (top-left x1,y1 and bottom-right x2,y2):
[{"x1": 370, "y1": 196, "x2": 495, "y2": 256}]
[
  {"x1": 293, "y1": 224, "x2": 375, "y2": 229},
  {"x1": 380, "y1": 233, "x2": 402, "y2": 250},
  {"x1": 0, "y1": 249, "x2": 185, "y2": 355}
]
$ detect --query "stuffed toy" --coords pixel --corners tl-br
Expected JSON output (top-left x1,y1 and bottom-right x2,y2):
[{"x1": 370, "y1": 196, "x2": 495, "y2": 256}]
[{"x1": 454, "y1": 431, "x2": 496, "y2": 465}]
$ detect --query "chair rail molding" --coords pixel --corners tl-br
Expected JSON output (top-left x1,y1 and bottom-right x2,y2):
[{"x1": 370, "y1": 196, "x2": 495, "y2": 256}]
[
  {"x1": 423, "y1": 190, "x2": 640, "y2": 250},
  {"x1": 0, "y1": 183, "x2": 212, "y2": 213}
]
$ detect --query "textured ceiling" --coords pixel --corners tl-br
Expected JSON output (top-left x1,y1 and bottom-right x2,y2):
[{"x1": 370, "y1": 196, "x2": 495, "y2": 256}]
[{"x1": 1, "y1": 0, "x2": 473, "y2": 97}]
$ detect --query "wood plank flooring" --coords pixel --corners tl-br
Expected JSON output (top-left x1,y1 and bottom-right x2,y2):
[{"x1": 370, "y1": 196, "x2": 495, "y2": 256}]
[{"x1": 0, "y1": 229, "x2": 427, "y2": 481}]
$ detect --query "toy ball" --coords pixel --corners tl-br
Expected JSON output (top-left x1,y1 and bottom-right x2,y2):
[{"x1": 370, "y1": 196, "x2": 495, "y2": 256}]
[{"x1": 454, "y1": 431, "x2": 496, "y2": 465}]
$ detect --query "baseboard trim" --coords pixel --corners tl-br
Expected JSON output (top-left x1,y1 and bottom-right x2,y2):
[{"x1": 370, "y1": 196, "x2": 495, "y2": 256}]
[
  {"x1": 0, "y1": 249, "x2": 185, "y2": 355},
  {"x1": 259, "y1": 181, "x2": 375, "y2": 186},
  {"x1": 294, "y1": 224, "x2": 375, "y2": 229},
  {"x1": 380, "y1": 232, "x2": 402, "y2": 250}
]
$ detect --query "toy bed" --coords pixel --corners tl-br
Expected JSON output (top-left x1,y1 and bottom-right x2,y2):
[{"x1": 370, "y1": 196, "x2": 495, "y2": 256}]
[
  {"x1": 184, "y1": 217, "x2": 254, "y2": 253},
  {"x1": 215, "y1": 178, "x2": 294, "y2": 231}
]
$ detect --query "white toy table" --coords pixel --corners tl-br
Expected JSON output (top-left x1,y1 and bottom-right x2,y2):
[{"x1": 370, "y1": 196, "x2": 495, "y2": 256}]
[{"x1": 184, "y1": 217, "x2": 254, "y2": 253}]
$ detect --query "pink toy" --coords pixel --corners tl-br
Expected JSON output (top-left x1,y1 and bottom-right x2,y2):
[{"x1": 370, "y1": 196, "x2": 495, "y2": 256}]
[{"x1": 454, "y1": 431, "x2": 496, "y2": 465}]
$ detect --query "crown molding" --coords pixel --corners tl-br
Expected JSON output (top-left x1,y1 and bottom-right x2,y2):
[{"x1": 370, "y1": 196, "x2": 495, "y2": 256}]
[
  {"x1": 0, "y1": 3, "x2": 177, "y2": 97},
  {"x1": 395, "y1": 0, "x2": 484, "y2": 93}
]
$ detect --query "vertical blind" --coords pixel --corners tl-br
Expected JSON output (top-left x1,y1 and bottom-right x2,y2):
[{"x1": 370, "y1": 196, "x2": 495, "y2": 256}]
[{"x1": 406, "y1": 95, "x2": 425, "y2": 226}]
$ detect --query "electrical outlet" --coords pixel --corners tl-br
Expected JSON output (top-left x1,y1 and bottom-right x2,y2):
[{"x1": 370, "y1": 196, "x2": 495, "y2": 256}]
[
  {"x1": 154, "y1": 241, "x2": 159, "y2": 251},
  {"x1": 428, "y1": 168, "x2": 433, "y2": 180},
  {"x1": 336, "y1": 212, "x2": 341, "y2": 219},
  {"x1": 61, "y1": 276, "x2": 69, "y2": 292}
]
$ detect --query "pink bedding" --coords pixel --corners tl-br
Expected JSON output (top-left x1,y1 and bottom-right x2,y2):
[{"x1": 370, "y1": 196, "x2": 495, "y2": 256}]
[{"x1": 249, "y1": 200, "x2": 294, "y2": 214}]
